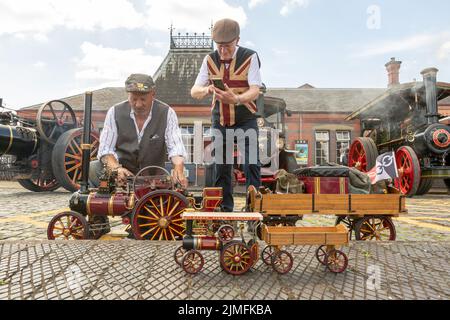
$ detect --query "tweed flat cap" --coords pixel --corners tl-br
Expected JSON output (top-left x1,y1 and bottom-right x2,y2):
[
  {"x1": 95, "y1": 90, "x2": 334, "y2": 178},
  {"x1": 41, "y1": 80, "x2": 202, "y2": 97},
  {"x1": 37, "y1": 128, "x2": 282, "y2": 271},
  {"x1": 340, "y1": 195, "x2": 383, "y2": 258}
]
[
  {"x1": 125, "y1": 74, "x2": 155, "y2": 93},
  {"x1": 212, "y1": 18, "x2": 240, "y2": 44}
]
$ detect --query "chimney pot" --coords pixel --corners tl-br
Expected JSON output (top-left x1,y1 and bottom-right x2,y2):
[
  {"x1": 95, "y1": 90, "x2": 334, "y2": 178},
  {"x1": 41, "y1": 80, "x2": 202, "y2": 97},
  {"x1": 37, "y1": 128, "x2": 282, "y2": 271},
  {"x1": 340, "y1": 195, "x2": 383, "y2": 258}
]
[{"x1": 385, "y1": 57, "x2": 402, "y2": 88}]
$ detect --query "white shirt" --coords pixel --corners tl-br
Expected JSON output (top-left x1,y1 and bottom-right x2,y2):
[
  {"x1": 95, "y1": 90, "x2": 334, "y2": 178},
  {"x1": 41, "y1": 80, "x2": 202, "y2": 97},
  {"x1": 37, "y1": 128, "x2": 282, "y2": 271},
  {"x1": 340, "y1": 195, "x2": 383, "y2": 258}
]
[
  {"x1": 97, "y1": 101, "x2": 187, "y2": 161},
  {"x1": 194, "y1": 46, "x2": 262, "y2": 87}
]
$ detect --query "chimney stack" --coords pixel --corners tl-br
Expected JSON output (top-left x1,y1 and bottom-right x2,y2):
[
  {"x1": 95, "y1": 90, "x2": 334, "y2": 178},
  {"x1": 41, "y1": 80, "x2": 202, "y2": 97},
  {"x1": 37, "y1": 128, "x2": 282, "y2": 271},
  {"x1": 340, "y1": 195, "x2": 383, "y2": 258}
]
[
  {"x1": 421, "y1": 67, "x2": 439, "y2": 124},
  {"x1": 385, "y1": 57, "x2": 402, "y2": 88}
]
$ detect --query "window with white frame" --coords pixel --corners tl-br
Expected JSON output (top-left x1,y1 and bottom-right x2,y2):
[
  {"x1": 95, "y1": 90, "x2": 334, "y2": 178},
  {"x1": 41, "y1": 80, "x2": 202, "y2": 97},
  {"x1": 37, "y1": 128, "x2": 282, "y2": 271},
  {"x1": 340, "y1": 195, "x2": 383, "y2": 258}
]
[
  {"x1": 336, "y1": 131, "x2": 351, "y2": 165},
  {"x1": 180, "y1": 125, "x2": 194, "y2": 163},
  {"x1": 315, "y1": 131, "x2": 329, "y2": 165}
]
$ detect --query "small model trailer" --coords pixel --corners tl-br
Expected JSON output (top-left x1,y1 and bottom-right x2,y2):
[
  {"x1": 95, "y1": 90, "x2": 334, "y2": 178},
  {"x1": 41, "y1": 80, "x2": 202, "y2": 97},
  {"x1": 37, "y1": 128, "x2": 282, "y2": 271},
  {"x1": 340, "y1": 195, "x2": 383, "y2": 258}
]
[{"x1": 261, "y1": 224, "x2": 349, "y2": 274}]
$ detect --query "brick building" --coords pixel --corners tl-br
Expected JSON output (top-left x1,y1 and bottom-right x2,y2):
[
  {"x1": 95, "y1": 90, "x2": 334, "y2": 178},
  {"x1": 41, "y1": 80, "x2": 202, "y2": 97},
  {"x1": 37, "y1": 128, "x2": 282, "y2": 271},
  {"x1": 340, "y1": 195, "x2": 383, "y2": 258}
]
[{"x1": 17, "y1": 34, "x2": 450, "y2": 169}]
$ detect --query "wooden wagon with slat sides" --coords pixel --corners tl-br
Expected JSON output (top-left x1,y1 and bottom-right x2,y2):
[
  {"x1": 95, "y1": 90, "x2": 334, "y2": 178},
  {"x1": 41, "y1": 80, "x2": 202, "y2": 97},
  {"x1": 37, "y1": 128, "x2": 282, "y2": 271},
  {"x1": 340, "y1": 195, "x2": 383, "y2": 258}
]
[
  {"x1": 247, "y1": 186, "x2": 407, "y2": 241},
  {"x1": 261, "y1": 224, "x2": 349, "y2": 274}
]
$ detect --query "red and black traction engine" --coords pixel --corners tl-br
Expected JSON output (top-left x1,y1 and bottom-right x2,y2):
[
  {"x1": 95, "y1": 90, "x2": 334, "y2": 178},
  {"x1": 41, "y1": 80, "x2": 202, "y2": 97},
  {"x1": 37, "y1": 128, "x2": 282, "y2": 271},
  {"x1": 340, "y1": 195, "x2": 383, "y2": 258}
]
[{"x1": 46, "y1": 92, "x2": 225, "y2": 241}]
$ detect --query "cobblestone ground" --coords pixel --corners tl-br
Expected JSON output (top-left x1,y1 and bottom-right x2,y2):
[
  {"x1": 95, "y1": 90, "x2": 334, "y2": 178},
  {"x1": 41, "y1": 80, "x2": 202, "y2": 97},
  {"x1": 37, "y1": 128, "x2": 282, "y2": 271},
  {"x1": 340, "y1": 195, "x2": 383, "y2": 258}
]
[
  {"x1": 0, "y1": 182, "x2": 448, "y2": 241},
  {"x1": 0, "y1": 240, "x2": 448, "y2": 300},
  {"x1": 0, "y1": 181, "x2": 449, "y2": 300}
]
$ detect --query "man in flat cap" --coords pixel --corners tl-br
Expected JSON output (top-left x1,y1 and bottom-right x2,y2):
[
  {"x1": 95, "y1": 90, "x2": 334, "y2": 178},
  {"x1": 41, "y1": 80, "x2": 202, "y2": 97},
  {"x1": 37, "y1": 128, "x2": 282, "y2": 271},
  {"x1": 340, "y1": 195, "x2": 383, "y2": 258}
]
[
  {"x1": 91, "y1": 73, "x2": 188, "y2": 189},
  {"x1": 191, "y1": 18, "x2": 262, "y2": 212}
]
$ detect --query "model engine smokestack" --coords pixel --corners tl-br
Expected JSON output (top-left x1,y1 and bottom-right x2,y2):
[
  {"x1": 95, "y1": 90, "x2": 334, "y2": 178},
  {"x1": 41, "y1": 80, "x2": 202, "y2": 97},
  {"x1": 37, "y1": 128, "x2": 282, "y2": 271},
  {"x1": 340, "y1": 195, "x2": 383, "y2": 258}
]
[{"x1": 421, "y1": 68, "x2": 440, "y2": 125}]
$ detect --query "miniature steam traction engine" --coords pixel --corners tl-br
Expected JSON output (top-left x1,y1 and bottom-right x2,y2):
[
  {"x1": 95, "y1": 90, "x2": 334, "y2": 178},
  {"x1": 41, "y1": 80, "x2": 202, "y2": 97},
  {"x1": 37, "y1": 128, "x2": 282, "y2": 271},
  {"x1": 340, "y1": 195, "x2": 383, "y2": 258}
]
[
  {"x1": 46, "y1": 92, "x2": 224, "y2": 240},
  {"x1": 346, "y1": 67, "x2": 450, "y2": 196}
]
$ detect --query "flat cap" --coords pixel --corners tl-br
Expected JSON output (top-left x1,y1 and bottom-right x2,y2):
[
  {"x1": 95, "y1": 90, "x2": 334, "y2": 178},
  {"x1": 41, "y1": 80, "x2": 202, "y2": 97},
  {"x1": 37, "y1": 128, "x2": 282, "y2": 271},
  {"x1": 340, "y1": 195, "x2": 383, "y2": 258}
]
[
  {"x1": 125, "y1": 74, "x2": 155, "y2": 93},
  {"x1": 212, "y1": 18, "x2": 240, "y2": 44}
]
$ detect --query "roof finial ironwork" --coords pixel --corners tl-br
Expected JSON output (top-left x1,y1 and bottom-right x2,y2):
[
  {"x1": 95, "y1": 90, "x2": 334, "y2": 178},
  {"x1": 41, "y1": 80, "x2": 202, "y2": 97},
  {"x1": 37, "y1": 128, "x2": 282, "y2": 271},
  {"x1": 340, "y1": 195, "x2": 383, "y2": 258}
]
[{"x1": 169, "y1": 24, "x2": 213, "y2": 49}]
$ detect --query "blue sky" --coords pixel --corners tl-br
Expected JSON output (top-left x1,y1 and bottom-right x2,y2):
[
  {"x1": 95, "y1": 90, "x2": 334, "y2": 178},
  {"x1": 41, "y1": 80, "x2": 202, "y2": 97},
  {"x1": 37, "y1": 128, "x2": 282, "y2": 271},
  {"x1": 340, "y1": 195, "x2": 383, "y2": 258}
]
[{"x1": 0, "y1": 0, "x2": 449, "y2": 109}]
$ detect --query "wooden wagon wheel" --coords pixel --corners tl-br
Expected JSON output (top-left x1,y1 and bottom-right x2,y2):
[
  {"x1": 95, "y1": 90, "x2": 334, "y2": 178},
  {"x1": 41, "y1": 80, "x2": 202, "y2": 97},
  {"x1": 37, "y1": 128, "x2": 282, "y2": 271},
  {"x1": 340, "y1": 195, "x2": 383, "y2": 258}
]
[
  {"x1": 174, "y1": 246, "x2": 187, "y2": 266},
  {"x1": 17, "y1": 175, "x2": 60, "y2": 192},
  {"x1": 271, "y1": 250, "x2": 293, "y2": 274},
  {"x1": 261, "y1": 245, "x2": 277, "y2": 265},
  {"x1": 36, "y1": 100, "x2": 77, "y2": 144},
  {"x1": 220, "y1": 241, "x2": 253, "y2": 275},
  {"x1": 131, "y1": 190, "x2": 188, "y2": 241},
  {"x1": 52, "y1": 128, "x2": 99, "y2": 192},
  {"x1": 395, "y1": 146, "x2": 421, "y2": 197},
  {"x1": 217, "y1": 224, "x2": 235, "y2": 242},
  {"x1": 181, "y1": 250, "x2": 204, "y2": 274},
  {"x1": 348, "y1": 137, "x2": 378, "y2": 172},
  {"x1": 354, "y1": 216, "x2": 396, "y2": 241},
  {"x1": 315, "y1": 245, "x2": 329, "y2": 265},
  {"x1": 325, "y1": 249, "x2": 348, "y2": 273},
  {"x1": 47, "y1": 211, "x2": 89, "y2": 240}
]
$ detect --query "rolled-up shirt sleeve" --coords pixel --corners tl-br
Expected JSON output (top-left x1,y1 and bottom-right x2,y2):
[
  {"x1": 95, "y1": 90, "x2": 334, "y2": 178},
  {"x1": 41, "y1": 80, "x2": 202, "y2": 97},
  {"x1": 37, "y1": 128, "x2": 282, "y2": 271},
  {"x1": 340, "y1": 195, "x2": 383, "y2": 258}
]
[
  {"x1": 165, "y1": 107, "x2": 187, "y2": 160},
  {"x1": 97, "y1": 107, "x2": 119, "y2": 161},
  {"x1": 194, "y1": 56, "x2": 210, "y2": 87}
]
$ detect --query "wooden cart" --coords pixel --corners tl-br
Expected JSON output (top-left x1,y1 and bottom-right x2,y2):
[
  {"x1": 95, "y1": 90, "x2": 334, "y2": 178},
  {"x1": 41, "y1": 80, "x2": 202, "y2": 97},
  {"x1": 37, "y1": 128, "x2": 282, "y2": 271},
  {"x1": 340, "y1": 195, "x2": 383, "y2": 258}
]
[
  {"x1": 247, "y1": 186, "x2": 407, "y2": 241},
  {"x1": 261, "y1": 224, "x2": 349, "y2": 274}
]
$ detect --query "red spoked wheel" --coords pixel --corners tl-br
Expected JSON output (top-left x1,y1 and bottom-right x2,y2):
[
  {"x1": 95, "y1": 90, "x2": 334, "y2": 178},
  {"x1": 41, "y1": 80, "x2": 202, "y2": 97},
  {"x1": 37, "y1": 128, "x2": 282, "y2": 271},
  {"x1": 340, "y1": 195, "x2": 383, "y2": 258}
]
[
  {"x1": 131, "y1": 190, "x2": 188, "y2": 241},
  {"x1": 325, "y1": 249, "x2": 348, "y2": 273},
  {"x1": 17, "y1": 176, "x2": 60, "y2": 192},
  {"x1": 174, "y1": 246, "x2": 187, "y2": 266},
  {"x1": 181, "y1": 250, "x2": 204, "y2": 274},
  {"x1": 47, "y1": 211, "x2": 89, "y2": 240},
  {"x1": 354, "y1": 216, "x2": 396, "y2": 241},
  {"x1": 217, "y1": 224, "x2": 235, "y2": 242},
  {"x1": 315, "y1": 245, "x2": 329, "y2": 265},
  {"x1": 395, "y1": 146, "x2": 421, "y2": 197},
  {"x1": 348, "y1": 137, "x2": 378, "y2": 172},
  {"x1": 271, "y1": 250, "x2": 293, "y2": 274},
  {"x1": 52, "y1": 128, "x2": 99, "y2": 192},
  {"x1": 261, "y1": 245, "x2": 277, "y2": 265},
  {"x1": 220, "y1": 241, "x2": 253, "y2": 275}
]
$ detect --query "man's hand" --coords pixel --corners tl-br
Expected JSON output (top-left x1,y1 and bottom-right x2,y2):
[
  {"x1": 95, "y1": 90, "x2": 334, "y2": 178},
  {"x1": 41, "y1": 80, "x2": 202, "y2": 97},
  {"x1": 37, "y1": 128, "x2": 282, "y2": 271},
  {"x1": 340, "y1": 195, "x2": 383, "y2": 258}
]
[
  {"x1": 116, "y1": 167, "x2": 134, "y2": 187},
  {"x1": 171, "y1": 156, "x2": 188, "y2": 189},
  {"x1": 172, "y1": 169, "x2": 188, "y2": 189},
  {"x1": 214, "y1": 84, "x2": 240, "y2": 104}
]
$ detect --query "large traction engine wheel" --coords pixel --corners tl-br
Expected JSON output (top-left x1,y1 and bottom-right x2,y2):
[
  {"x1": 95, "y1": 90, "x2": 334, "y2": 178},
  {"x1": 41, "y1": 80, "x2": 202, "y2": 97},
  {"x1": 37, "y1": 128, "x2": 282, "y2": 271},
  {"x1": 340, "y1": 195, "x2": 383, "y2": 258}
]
[
  {"x1": 348, "y1": 137, "x2": 378, "y2": 172},
  {"x1": 47, "y1": 211, "x2": 89, "y2": 240},
  {"x1": 354, "y1": 216, "x2": 396, "y2": 241},
  {"x1": 131, "y1": 190, "x2": 188, "y2": 241},
  {"x1": 17, "y1": 175, "x2": 60, "y2": 192},
  {"x1": 52, "y1": 128, "x2": 99, "y2": 192},
  {"x1": 395, "y1": 146, "x2": 421, "y2": 197},
  {"x1": 220, "y1": 241, "x2": 253, "y2": 275}
]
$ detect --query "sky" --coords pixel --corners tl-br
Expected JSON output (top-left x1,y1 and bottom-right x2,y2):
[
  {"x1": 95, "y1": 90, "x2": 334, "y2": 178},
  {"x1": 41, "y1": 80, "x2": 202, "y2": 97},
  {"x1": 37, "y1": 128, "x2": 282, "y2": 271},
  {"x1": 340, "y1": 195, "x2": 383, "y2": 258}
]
[{"x1": 0, "y1": 0, "x2": 450, "y2": 109}]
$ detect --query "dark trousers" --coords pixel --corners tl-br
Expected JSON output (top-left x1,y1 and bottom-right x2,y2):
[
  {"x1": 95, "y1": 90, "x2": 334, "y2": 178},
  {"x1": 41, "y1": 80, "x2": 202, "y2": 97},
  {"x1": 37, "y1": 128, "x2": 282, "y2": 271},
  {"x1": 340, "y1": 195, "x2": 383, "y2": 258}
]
[{"x1": 212, "y1": 118, "x2": 261, "y2": 212}]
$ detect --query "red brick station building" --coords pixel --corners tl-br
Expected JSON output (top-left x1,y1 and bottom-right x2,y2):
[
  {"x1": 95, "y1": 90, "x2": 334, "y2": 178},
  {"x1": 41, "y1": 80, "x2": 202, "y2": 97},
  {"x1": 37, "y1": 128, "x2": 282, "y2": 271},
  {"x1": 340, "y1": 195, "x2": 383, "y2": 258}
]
[{"x1": 18, "y1": 32, "x2": 450, "y2": 171}]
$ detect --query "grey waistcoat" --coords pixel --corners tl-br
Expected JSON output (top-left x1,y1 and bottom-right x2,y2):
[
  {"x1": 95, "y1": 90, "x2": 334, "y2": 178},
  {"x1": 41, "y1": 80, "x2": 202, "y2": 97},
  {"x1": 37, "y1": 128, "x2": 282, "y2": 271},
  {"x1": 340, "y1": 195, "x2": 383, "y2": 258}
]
[{"x1": 114, "y1": 99, "x2": 169, "y2": 174}]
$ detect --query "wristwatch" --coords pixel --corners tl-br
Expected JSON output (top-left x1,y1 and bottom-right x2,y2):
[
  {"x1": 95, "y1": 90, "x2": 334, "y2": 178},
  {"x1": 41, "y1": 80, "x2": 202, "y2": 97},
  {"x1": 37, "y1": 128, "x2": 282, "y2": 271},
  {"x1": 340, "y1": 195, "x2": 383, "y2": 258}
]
[{"x1": 235, "y1": 94, "x2": 242, "y2": 105}]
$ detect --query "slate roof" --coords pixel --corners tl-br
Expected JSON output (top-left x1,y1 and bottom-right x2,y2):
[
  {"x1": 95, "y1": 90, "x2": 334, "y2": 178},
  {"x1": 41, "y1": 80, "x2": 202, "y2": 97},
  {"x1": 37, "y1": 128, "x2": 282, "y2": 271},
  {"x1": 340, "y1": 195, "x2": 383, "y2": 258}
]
[
  {"x1": 21, "y1": 87, "x2": 128, "y2": 111},
  {"x1": 265, "y1": 88, "x2": 387, "y2": 113},
  {"x1": 153, "y1": 48, "x2": 213, "y2": 106}
]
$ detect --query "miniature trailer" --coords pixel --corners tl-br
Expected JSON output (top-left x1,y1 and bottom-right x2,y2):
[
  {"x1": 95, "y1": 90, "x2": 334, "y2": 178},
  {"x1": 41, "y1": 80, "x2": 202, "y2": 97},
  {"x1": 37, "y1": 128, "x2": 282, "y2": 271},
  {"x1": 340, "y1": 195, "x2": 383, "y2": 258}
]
[
  {"x1": 247, "y1": 186, "x2": 407, "y2": 241},
  {"x1": 175, "y1": 211, "x2": 263, "y2": 275},
  {"x1": 261, "y1": 224, "x2": 349, "y2": 274}
]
